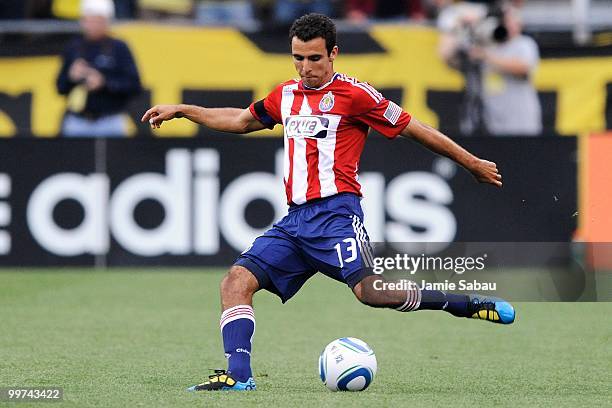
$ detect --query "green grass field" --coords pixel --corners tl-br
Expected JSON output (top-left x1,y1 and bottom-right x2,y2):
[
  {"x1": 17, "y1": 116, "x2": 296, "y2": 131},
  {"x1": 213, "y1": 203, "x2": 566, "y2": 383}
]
[{"x1": 1, "y1": 269, "x2": 610, "y2": 407}]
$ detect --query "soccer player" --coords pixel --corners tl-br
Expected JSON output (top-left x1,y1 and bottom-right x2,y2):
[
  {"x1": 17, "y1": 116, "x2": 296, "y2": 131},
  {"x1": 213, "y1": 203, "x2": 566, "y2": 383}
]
[{"x1": 142, "y1": 13, "x2": 515, "y2": 392}]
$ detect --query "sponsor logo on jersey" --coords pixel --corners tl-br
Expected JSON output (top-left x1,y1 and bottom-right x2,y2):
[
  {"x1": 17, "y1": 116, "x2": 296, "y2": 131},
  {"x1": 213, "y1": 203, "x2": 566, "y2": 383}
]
[
  {"x1": 319, "y1": 91, "x2": 335, "y2": 112},
  {"x1": 284, "y1": 115, "x2": 329, "y2": 139}
]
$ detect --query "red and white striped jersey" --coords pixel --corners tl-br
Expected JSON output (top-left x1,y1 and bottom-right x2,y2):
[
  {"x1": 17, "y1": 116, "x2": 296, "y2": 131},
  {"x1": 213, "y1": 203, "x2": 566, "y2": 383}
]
[{"x1": 249, "y1": 72, "x2": 411, "y2": 205}]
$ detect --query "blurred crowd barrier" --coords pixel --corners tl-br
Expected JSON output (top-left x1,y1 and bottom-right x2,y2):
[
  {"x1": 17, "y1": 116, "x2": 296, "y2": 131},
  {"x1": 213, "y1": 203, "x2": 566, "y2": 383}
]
[{"x1": 0, "y1": 24, "x2": 611, "y2": 138}]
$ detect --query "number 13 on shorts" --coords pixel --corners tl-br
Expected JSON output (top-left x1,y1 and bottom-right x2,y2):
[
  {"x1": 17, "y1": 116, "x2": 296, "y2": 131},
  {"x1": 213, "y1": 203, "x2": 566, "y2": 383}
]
[{"x1": 334, "y1": 238, "x2": 358, "y2": 268}]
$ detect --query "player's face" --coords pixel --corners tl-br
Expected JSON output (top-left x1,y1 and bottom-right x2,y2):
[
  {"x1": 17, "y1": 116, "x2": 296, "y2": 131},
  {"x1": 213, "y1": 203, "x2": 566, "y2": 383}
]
[{"x1": 291, "y1": 37, "x2": 338, "y2": 88}]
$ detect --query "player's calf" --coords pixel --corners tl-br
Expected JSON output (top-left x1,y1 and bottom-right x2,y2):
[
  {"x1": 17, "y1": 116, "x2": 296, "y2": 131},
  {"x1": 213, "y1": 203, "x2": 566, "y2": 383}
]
[{"x1": 220, "y1": 265, "x2": 259, "y2": 309}]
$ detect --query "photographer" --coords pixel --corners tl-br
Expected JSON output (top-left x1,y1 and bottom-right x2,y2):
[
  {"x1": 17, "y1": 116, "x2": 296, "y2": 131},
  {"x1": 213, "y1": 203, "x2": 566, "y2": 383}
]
[{"x1": 438, "y1": 2, "x2": 542, "y2": 136}]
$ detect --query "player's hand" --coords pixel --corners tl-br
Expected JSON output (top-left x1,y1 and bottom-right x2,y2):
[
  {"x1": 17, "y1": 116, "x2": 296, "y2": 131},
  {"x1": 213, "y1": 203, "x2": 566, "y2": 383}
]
[
  {"x1": 141, "y1": 105, "x2": 183, "y2": 129},
  {"x1": 468, "y1": 158, "x2": 502, "y2": 187}
]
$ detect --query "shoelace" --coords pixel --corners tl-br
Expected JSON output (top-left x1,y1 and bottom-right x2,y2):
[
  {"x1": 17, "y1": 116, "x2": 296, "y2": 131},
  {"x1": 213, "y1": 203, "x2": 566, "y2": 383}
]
[
  {"x1": 470, "y1": 298, "x2": 495, "y2": 312},
  {"x1": 208, "y1": 369, "x2": 227, "y2": 380}
]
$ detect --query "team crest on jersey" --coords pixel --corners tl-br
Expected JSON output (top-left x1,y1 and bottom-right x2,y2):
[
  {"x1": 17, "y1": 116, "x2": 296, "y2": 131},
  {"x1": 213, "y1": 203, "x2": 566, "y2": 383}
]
[{"x1": 318, "y1": 91, "x2": 335, "y2": 112}]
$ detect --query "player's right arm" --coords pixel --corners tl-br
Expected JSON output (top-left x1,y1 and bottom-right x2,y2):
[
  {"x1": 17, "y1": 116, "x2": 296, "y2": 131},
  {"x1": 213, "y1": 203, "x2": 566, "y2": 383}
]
[{"x1": 141, "y1": 104, "x2": 266, "y2": 134}]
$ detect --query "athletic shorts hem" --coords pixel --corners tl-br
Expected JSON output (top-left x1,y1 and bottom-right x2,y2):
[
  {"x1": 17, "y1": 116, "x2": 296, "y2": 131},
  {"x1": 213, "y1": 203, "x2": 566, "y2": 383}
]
[
  {"x1": 345, "y1": 267, "x2": 375, "y2": 289},
  {"x1": 234, "y1": 256, "x2": 283, "y2": 299}
]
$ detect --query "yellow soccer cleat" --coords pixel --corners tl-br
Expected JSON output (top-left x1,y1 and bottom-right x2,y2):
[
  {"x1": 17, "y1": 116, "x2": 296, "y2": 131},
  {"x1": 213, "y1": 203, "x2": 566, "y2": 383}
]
[
  {"x1": 467, "y1": 295, "x2": 516, "y2": 324},
  {"x1": 187, "y1": 369, "x2": 256, "y2": 391}
]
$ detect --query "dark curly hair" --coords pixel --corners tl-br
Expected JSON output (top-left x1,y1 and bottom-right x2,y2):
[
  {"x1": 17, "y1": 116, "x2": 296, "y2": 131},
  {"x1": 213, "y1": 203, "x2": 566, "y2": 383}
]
[{"x1": 289, "y1": 14, "x2": 337, "y2": 56}]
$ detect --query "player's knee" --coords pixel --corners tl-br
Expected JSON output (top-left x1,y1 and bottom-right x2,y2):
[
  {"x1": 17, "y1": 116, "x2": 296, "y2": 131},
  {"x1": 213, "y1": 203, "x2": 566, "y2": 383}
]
[
  {"x1": 220, "y1": 265, "x2": 258, "y2": 300},
  {"x1": 355, "y1": 290, "x2": 374, "y2": 307}
]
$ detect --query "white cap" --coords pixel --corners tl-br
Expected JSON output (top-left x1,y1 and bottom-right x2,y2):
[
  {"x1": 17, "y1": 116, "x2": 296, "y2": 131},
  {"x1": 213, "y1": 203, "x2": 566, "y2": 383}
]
[{"x1": 81, "y1": 0, "x2": 115, "y2": 19}]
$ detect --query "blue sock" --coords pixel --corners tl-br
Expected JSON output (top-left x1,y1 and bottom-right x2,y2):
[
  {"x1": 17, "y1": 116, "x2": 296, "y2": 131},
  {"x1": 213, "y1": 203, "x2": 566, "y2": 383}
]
[
  {"x1": 220, "y1": 305, "x2": 255, "y2": 383},
  {"x1": 415, "y1": 290, "x2": 470, "y2": 317},
  {"x1": 444, "y1": 293, "x2": 470, "y2": 317},
  {"x1": 418, "y1": 290, "x2": 447, "y2": 310}
]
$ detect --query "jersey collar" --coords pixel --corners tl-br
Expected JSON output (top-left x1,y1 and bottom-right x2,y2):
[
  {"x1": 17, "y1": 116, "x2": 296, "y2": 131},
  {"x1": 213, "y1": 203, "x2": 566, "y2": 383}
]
[{"x1": 302, "y1": 72, "x2": 339, "y2": 91}]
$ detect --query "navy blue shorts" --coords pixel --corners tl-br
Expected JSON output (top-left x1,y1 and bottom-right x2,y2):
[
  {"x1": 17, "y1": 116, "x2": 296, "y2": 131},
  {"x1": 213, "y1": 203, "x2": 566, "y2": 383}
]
[{"x1": 234, "y1": 193, "x2": 374, "y2": 303}]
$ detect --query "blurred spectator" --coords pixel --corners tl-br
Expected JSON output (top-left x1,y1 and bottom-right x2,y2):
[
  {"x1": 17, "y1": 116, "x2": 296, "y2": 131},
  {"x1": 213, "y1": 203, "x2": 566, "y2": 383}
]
[
  {"x1": 56, "y1": 0, "x2": 142, "y2": 137},
  {"x1": 346, "y1": 0, "x2": 425, "y2": 23},
  {"x1": 345, "y1": 0, "x2": 374, "y2": 22},
  {"x1": 274, "y1": 0, "x2": 334, "y2": 25},
  {"x1": 195, "y1": 1, "x2": 255, "y2": 26},
  {"x1": 477, "y1": 5, "x2": 541, "y2": 136},
  {"x1": 438, "y1": 1, "x2": 541, "y2": 136}
]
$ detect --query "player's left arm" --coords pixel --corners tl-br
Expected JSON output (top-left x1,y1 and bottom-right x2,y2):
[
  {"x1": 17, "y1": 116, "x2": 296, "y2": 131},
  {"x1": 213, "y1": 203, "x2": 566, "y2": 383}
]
[
  {"x1": 400, "y1": 118, "x2": 502, "y2": 187},
  {"x1": 351, "y1": 84, "x2": 501, "y2": 187}
]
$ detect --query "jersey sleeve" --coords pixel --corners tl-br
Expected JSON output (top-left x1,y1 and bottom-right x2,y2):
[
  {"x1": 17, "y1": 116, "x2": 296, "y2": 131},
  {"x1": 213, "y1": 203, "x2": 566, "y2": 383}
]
[
  {"x1": 352, "y1": 86, "x2": 412, "y2": 139},
  {"x1": 249, "y1": 83, "x2": 284, "y2": 129}
]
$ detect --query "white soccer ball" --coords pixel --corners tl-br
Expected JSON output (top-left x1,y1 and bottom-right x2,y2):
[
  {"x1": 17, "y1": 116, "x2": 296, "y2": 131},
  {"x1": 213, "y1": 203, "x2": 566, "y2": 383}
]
[{"x1": 318, "y1": 337, "x2": 377, "y2": 391}]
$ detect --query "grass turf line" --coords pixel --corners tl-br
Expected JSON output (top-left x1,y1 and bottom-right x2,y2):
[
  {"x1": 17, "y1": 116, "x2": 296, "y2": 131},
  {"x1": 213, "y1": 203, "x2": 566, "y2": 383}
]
[{"x1": 0, "y1": 269, "x2": 610, "y2": 407}]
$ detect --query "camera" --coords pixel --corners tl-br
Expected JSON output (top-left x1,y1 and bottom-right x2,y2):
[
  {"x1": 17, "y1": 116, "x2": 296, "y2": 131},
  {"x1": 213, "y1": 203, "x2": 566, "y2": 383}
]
[
  {"x1": 475, "y1": 3, "x2": 509, "y2": 44},
  {"x1": 452, "y1": 1, "x2": 509, "y2": 49}
]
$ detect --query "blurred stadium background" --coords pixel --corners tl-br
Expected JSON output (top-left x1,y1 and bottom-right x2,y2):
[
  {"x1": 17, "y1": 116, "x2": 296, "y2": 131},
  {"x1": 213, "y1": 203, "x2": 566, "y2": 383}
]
[{"x1": 0, "y1": 0, "x2": 611, "y2": 406}]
